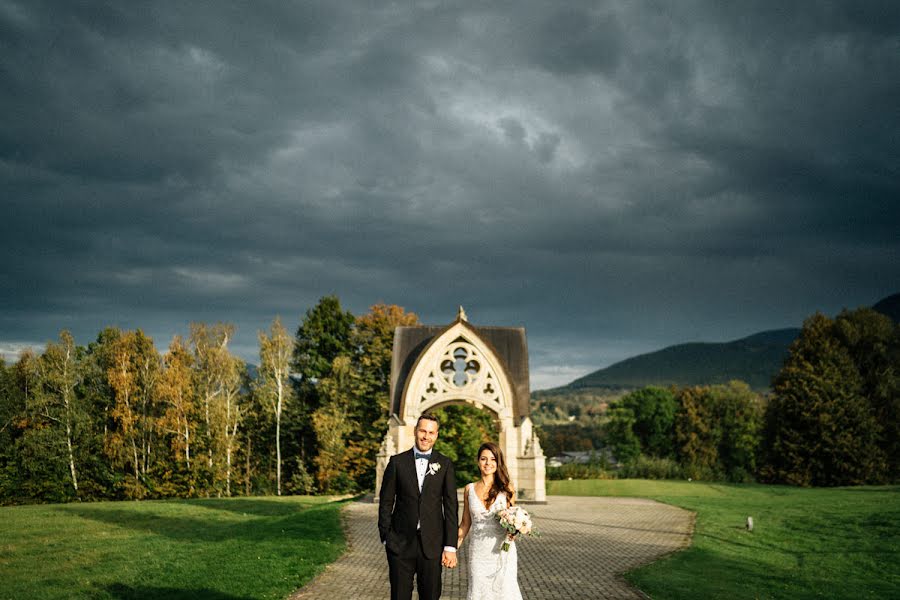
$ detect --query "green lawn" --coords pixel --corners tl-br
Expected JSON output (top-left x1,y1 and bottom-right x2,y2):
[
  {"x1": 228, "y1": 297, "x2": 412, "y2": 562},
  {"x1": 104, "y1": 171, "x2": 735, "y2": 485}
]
[
  {"x1": 0, "y1": 495, "x2": 347, "y2": 600},
  {"x1": 548, "y1": 479, "x2": 900, "y2": 599}
]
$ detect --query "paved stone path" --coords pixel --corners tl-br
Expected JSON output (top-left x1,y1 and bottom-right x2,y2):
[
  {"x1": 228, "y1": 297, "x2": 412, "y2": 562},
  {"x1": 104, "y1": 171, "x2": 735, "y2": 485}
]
[{"x1": 290, "y1": 495, "x2": 694, "y2": 600}]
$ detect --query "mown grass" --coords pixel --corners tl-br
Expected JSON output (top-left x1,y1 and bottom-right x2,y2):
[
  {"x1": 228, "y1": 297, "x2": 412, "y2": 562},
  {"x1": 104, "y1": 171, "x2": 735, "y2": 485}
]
[
  {"x1": 0, "y1": 495, "x2": 347, "y2": 600},
  {"x1": 548, "y1": 479, "x2": 900, "y2": 599}
]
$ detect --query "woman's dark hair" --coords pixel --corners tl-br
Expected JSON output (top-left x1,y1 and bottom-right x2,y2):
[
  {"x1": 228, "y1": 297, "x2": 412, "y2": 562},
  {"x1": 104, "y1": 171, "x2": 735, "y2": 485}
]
[{"x1": 477, "y1": 442, "x2": 514, "y2": 507}]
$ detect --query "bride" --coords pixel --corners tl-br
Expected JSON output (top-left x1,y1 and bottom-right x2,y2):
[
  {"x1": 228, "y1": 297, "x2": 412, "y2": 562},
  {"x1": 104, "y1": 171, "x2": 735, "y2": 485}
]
[{"x1": 457, "y1": 442, "x2": 524, "y2": 600}]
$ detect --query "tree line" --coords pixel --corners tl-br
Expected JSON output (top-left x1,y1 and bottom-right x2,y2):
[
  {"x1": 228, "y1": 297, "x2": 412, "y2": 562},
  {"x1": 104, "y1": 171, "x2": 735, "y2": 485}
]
[
  {"x1": 0, "y1": 297, "x2": 421, "y2": 504},
  {"x1": 3, "y1": 300, "x2": 895, "y2": 503},
  {"x1": 600, "y1": 307, "x2": 899, "y2": 486}
]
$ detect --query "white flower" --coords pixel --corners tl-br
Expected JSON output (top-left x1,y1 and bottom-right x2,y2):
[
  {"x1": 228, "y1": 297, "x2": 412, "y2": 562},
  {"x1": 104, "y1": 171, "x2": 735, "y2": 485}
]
[{"x1": 427, "y1": 462, "x2": 441, "y2": 476}]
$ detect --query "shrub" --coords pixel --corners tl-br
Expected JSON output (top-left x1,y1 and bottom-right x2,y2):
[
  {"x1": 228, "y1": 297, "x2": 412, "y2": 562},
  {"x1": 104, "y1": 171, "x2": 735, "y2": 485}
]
[
  {"x1": 619, "y1": 455, "x2": 684, "y2": 480},
  {"x1": 547, "y1": 462, "x2": 616, "y2": 480}
]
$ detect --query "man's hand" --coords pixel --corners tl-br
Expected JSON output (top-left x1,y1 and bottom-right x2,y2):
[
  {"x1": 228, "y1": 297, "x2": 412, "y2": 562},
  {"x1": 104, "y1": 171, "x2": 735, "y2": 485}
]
[{"x1": 441, "y1": 550, "x2": 458, "y2": 569}]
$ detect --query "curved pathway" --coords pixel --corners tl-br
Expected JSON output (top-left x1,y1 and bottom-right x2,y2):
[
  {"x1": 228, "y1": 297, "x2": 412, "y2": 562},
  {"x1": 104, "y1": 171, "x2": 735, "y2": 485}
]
[{"x1": 290, "y1": 495, "x2": 694, "y2": 600}]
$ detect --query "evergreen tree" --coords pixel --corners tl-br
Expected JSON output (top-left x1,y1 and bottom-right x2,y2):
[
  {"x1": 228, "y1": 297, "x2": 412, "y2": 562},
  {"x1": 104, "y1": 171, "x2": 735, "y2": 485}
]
[
  {"x1": 0, "y1": 359, "x2": 14, "y2": 500},
  {"x1": 311, "y1": 303, "x2": 418, "y2": 492},
  {"x1": 832, "y1": 308, "x2": 900, "y2": 480},
  {"x1": 289, "y1": 296, "x2": 355, "y2": 486},
  {"x1": 79, "y1": 327, "x2": 126, "y2": 499},
  {"x1": 241, "y1": 380, "x2": 277, "y2": 495},
  {"x1": 2, "y1": 351, "x2": 55, "y2": 502},
  {"x1": 312, "y1": 356, "x2": 354, "y2": 493},
  {"x1": 762, "y1": 313, "x2": 886, "y2": 486}
]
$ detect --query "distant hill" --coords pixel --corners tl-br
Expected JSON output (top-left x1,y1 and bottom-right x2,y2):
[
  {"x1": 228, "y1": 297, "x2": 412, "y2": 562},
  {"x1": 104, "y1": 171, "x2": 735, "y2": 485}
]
[
  {"x1": 566, "y1": 328, "x2": 800, "y2": 392},
  {"x1": 873, "y1": 293, "x2": 900, "y2": 323},
  {"x1": 246, "y1": 363, "x2": 258, "y2": 381},
  {"x1": 552, "y1": 292, "x2": 900, "y2": 394}
]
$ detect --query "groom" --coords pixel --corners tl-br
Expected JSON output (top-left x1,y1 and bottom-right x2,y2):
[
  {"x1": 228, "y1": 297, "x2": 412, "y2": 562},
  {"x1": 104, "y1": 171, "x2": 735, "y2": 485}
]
[{"x1": 378, "y1": 413, "x2": 458, "y2": 600}]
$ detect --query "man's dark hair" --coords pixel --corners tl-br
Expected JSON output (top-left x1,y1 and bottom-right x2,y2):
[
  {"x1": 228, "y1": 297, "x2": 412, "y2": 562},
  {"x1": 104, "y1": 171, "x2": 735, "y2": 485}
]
[{"x1": 416, "y1": 413, "x2": 440, "y2": 429}]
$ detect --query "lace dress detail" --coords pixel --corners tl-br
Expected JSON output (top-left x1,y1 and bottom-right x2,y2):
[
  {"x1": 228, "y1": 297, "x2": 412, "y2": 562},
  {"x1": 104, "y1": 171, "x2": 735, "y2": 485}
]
[{"x1": 465, "y1": 484, "x2": 523, "y2": 600}]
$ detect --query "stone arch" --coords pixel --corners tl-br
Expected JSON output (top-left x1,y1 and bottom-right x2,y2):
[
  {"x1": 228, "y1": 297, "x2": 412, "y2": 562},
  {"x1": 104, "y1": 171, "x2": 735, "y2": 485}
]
[
  {"x1": 376, "y1": 308, "x2": 546, "y2": 502},
  {"x1": 399, "y1": 320, "x2": 516, "y2": 421}
]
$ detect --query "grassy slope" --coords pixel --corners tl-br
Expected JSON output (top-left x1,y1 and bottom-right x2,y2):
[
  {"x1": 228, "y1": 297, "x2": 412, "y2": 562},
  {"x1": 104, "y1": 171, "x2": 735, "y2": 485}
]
[
  {"x1": 549, "y1": 479, "x2": 900, "y2": 600},
  {"x1": 0, "y1": 496, "x2": 346, "y2": 600}
]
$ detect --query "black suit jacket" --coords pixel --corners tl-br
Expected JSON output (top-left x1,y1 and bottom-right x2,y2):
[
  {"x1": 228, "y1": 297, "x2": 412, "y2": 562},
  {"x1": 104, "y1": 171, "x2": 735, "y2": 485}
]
[{"x1": 378, "y1": 448, "x2": 458, "y2": 559}]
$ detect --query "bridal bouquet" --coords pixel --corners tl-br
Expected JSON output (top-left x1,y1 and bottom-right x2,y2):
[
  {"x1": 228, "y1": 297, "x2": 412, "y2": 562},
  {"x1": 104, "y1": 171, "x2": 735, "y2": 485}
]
[{"x1": 496, "y1": 506, "x2": 537, "y2": 551}]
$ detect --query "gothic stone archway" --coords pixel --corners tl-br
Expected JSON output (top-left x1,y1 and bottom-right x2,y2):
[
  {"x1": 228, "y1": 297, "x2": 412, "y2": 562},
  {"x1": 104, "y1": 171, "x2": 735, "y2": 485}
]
[{"x1": 376, "y1": 308, "x2": 546, "y2": 502}]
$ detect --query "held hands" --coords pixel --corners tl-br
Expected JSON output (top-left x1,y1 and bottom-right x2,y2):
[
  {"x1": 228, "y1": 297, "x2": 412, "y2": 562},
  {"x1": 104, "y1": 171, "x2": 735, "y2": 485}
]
[{"x1": 441, "y1": 550, "x2": 458, "y2": 569}]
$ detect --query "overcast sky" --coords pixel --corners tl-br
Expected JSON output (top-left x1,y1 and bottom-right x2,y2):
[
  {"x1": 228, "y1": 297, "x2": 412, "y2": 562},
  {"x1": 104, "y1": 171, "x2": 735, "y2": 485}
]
[{"x1": 2, "y1": 1, "x2": 898, "y2": 389}]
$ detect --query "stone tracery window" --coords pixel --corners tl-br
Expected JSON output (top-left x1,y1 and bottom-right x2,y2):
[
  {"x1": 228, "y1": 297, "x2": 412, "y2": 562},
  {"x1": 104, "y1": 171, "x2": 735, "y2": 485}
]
[
  {"x1": 441, "y1": 346, "x2": 480, "y2": 387},
  {"x1": 417, "y1": 338, "x2": 503, "y2": 409}
]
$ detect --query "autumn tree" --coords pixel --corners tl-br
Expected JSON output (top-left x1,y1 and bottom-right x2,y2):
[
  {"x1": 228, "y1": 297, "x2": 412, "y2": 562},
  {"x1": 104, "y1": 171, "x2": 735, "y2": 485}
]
[
  {"x1": 157, "y1": 336, "x2": 198, "y2": 491},
  {"x1": 309, "y1": 302, "x2": 419, "y2": 492},
  {"x1": 257, "y1": 316, "x2": 294, "y2": 496},
  {"x1": 674, "y1": 386, "x2": 720, "y2": 479},
  {"x1": 344, "y1": 303, "x2": 419, "y2": 490},
  {"x1": 106, "y1": 329, "x2": 161, "y2": 498}
]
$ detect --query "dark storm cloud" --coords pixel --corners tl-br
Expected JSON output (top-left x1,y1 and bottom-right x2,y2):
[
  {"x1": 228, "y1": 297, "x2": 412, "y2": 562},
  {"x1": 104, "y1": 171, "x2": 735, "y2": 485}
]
[{"x1": 2, "y1": 1, "x2": 898, "y2": 387}]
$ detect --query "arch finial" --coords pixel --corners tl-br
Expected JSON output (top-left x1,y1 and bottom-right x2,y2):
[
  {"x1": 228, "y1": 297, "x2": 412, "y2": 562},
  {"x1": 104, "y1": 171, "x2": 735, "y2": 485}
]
[{"x1": 457, "y1": 305, "x2": 468, "y2": 322}]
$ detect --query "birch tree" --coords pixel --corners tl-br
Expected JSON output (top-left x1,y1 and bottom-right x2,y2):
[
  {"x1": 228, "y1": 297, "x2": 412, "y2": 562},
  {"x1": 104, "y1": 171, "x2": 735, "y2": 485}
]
[
  {"x1": 108, "y1": 333, "x2": 141, "y2": 495},
  {"x1": 134, "y1": 331, "x2": 161, "y2": 478},
  {"x1": 220, "y1": 352, "x2": 245, "y2": 496},
  {"x1": 158, "y1": 337, "x2": 197, "y2": 475},
  {"x1": 107, "y1": 330, "x2": 159, "y2": 498},
  {"x1": 258, "y1": 317, "x2": 293, "y2": 496},
  {"x1": 7, "y1": 349, "x2": 70, "y2": 501},
  {"x1": 40, "y1": 331, "x2": 83, "y2": 494},
  {"x1": 190, "y1": 323, "x2": 234, "y2": 474}
]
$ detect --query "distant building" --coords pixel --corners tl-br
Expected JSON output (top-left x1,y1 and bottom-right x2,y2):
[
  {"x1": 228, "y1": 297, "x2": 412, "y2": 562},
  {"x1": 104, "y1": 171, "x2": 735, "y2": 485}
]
[{"x1": 548, "y1": 448, "x2": 618, "y2": 468}]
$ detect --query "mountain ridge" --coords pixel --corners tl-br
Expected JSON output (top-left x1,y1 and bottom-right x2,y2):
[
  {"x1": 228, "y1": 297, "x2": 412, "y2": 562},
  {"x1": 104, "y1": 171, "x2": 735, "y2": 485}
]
[{"x1": 547, "y1": 293, "x2": 898, "y2": 393}]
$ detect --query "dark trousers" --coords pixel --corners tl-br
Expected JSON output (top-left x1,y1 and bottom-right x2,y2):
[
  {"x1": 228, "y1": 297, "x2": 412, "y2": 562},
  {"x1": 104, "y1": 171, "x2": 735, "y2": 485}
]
[{"x1": 386, "y1": 534, "x2": 442, "y2": 600}]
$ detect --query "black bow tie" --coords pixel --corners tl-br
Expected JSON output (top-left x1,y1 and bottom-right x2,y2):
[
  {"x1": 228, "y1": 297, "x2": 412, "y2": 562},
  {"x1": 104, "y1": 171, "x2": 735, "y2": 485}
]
[{"x1": 415, "y1": 452, "x2": 431, "y2": 460}]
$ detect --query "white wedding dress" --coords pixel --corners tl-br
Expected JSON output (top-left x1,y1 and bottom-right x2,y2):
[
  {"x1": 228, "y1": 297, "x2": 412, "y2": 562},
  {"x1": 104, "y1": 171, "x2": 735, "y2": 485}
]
[{"x1": 465, "y1": 483, "x2": 523, "y2": 600}]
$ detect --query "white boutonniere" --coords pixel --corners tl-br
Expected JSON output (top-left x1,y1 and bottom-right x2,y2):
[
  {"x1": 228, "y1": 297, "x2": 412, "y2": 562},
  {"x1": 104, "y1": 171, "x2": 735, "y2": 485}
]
[{"x1": 427, "y1": 462, "x2": 441, "y2": 476}]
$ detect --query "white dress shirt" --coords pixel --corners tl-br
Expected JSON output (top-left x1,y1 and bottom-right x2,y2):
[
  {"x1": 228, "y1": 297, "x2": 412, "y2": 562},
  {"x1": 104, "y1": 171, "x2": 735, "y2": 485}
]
[{"x1": 414, "y1": 450, "x2": 431, "y2": 492}]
